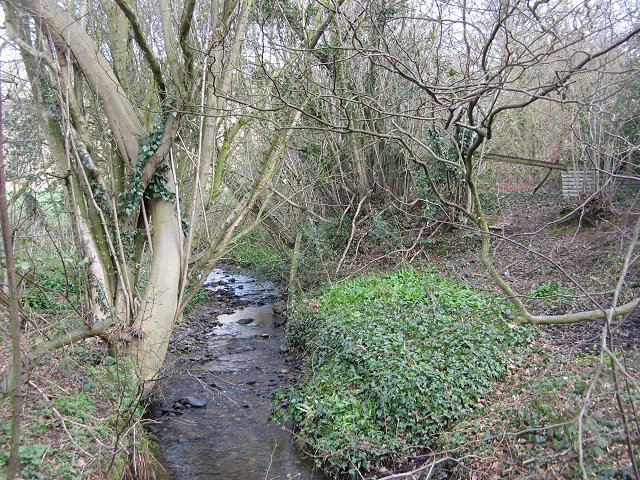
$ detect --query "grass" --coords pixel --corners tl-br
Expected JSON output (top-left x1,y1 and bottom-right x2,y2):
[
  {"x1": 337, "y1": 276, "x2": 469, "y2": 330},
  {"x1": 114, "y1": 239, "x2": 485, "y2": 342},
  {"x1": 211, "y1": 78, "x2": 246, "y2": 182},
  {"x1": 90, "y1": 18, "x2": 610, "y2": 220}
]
[{"x1": 276, "y1": 269, "x2": 535, "y2": 477}]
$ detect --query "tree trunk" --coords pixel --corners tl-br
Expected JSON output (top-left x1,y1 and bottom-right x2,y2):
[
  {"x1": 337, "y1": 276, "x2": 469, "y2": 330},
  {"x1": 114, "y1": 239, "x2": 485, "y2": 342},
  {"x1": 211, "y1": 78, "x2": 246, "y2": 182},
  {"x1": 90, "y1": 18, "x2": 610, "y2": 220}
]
[{"x1": 131, "y1": 192, "x2": 182, "y2": 388}]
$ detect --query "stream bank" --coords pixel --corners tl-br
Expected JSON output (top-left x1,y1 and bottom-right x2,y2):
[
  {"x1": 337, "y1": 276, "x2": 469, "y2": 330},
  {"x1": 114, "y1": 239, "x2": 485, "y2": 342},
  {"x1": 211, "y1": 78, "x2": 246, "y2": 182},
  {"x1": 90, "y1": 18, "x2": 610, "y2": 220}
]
[{"x1": 149, "y1": 269, "x2": 325, "y2": 479}]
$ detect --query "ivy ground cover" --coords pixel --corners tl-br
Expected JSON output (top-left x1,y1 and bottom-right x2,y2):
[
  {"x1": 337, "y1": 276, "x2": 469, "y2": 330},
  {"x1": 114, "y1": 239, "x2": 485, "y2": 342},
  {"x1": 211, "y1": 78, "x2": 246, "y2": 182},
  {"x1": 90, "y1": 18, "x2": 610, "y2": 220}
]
[{"x1": 278, "y1": 269, "x2": 534, "y2": 476}]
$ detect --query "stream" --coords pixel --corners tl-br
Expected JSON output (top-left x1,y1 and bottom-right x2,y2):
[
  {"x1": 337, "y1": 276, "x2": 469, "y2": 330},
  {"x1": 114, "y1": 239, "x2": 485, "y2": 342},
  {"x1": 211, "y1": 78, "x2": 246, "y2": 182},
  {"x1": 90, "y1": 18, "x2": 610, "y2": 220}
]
[{"x1": 150, "y1": 269, "x2": 326, "y2": 479}]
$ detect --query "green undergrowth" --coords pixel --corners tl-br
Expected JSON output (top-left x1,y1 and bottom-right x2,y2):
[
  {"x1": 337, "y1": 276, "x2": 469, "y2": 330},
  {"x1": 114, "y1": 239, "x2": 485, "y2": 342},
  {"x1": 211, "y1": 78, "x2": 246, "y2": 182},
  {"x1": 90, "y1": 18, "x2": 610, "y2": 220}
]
[
  {"x1": 526, "y1": 280, "x2": 576, "y2": 315},
  {"x1": 276, "y1": 269, "x2": 535, "y2": 477},
  {"x1": 183, "y1": 283, "x2": 210, "y2": 315},
  {"x1": 18, "y1": 255, "x2": 83, "y2": 312},
  {"x1": 226, "y1": 225, "x2": 288, "y2": 278},
  {"x1": 0, "y1": 346, "x2": 151, "y2": 479}
]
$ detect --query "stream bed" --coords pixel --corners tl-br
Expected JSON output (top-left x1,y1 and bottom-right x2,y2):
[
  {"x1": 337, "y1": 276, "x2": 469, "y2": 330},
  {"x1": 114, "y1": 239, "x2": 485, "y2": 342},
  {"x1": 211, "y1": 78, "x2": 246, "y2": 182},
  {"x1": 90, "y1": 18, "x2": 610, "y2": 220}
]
[{"x1": 151, "y1": 269, "x2": 325, "y2": 479}]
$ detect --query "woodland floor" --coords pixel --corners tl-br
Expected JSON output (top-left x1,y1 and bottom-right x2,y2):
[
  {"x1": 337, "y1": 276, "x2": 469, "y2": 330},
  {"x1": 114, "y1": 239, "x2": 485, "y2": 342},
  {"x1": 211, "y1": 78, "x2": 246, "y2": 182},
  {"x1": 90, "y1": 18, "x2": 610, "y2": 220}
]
[
  {"x1": 321, "y1": 191, "x2": 640, "y2": 478},
  {"x1": 337, "y1": 191, "x2": 640, "y2": 354},
  {"x1": 429, "y1": 194, "x2": 640, "y2": 353}
]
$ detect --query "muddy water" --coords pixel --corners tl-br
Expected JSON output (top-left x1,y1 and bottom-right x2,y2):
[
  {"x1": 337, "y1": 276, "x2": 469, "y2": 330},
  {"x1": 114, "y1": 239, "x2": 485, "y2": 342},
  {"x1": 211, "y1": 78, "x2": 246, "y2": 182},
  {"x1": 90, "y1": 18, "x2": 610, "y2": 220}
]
[{"x1": 152, "y1": 269, "x2": 325, "y2": 480}]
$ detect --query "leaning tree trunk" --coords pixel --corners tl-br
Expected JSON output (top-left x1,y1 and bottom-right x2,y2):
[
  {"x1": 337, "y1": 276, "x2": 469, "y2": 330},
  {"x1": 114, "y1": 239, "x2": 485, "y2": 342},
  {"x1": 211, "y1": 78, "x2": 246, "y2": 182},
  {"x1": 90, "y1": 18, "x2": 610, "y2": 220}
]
[{"x1": 131, "y1": 194, "x2": 182, "y2": 387}]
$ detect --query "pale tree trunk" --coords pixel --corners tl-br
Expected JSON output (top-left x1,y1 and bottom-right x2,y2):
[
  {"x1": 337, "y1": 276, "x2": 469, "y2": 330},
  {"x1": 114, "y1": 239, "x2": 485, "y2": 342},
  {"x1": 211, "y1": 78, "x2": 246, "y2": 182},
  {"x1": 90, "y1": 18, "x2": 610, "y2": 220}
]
[
  {"x1": 18, "y1": 0, "x2": 143, "y2": 164},
  {"x1": 131, "y1": 192, "x2": 183, "y2": 387},
  {"x1": 1, "y1": 0, "x2": 342, "y2": 395}
]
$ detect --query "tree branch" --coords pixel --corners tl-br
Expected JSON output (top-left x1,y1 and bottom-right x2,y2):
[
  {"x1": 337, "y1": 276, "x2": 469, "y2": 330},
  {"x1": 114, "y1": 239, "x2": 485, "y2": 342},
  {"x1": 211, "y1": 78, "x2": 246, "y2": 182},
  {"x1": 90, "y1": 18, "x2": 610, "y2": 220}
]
[
  {"x1": 113, "y1": 0, "x2": 167, "y2": 99},
  {"x1": 16, "y1": 0, "x2": 144, "y2": 166}
]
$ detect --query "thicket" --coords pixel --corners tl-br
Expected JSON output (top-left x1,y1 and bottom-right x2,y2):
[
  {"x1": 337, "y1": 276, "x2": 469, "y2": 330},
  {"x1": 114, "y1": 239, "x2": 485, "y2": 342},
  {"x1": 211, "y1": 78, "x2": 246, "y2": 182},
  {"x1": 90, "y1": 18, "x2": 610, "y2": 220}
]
[
  {"x1": 276, "y1": 269, "x2": 535, "y2": 476},
  {"x1": 225, "y1": 225, "x2": 286, "y2": 278},
  {"x1": 0, "y1": 186, "x2": 152, "y2": 479}
]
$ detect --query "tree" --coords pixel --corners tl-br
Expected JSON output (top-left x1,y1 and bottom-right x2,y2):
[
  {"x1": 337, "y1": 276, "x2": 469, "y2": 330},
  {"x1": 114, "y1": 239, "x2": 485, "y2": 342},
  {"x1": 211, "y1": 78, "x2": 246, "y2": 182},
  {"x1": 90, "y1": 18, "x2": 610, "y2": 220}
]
[
  {"x1": 278, "y1": 0, "x2": 640, "y2": 325},
  {"x1": 0, "y1": 0, "x2": 337, "y2": 391}
]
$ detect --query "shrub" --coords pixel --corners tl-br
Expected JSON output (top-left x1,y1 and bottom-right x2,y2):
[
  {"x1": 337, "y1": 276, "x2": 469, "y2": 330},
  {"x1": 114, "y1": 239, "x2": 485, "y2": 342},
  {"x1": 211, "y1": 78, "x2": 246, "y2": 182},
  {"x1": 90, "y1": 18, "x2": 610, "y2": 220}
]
[
  {"x1": 278, "y1": 269, "x2": 534, "y2": 476},
  {"x1": 226, "y1": 225, "x2": 287, "y2": 276}
]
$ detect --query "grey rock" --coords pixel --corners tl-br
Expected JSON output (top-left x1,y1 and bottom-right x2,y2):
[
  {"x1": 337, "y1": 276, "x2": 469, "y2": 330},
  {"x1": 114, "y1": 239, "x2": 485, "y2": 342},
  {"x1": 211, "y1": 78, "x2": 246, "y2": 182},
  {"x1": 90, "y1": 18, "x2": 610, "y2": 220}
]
[
  {"x1": 272, "y1": 301, "x2": 287, "y2": 315},
  {"x1": 178, "y1": 397, "x2": 208, "y2": 408}
]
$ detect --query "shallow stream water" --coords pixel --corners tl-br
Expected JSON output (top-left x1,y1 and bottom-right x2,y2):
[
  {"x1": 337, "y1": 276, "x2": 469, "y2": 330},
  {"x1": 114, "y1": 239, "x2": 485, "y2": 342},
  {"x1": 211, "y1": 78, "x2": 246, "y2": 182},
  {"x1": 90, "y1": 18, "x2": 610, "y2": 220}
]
[{"x1": 152, "y1": 269, "x2": 325, "y2": 479}]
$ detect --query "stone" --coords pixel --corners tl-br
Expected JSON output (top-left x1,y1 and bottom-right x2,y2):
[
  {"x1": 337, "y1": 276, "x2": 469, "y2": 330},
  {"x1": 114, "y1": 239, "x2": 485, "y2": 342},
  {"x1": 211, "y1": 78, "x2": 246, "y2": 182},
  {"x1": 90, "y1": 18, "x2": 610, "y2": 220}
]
[
  {"x1": 237, "y1": 317, "x2": 255, "y2": 325},
  {"x1": 178, "y1": 397, "x2": 208, "y2": 408},
  {"x1": 272, "y1": 301, "x2": 287, "y2": 315}
]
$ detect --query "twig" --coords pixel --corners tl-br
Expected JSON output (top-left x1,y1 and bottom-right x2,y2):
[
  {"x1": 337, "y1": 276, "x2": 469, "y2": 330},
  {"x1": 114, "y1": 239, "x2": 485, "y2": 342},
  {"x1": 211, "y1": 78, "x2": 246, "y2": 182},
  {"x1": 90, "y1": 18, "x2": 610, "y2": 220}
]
[
  {"x1": 265, "y1": 440, "x2": 277, "y2": 480},
  {"x1": 377, "y1": 456, "x2": 458, "y2": 479}
]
